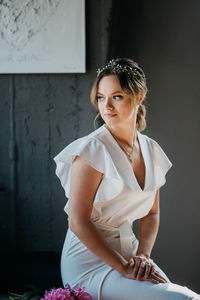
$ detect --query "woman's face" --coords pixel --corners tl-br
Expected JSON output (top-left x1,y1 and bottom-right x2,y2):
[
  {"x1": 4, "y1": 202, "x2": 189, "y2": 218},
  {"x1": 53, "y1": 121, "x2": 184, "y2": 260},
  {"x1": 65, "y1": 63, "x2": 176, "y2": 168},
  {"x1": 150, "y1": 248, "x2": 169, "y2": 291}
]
[{"x1": 97, "y1": 75, "x2": 141, "y2": 128}]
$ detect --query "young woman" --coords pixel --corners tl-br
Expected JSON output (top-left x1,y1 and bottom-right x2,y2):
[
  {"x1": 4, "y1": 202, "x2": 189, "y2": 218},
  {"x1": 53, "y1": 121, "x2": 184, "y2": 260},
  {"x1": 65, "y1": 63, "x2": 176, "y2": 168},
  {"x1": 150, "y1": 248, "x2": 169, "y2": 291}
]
[{"x1": 54, "y1": 58, "x2": 200, "y2": 300}]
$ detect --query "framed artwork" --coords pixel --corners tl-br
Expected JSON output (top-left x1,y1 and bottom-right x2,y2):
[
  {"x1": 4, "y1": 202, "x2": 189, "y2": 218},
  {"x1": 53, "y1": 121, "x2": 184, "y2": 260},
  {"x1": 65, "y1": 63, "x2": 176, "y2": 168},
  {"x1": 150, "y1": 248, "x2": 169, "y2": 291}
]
[{"x1": 0, "y1": 0, "x2": 85, "y2": 73}]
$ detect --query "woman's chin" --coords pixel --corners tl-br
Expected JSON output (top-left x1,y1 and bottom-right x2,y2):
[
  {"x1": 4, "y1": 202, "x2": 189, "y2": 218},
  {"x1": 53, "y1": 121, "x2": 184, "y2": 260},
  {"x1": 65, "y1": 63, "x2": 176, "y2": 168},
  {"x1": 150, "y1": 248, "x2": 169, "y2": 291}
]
[{"x1": 104, "y1": 116, "x2": 118, "y2": 124}]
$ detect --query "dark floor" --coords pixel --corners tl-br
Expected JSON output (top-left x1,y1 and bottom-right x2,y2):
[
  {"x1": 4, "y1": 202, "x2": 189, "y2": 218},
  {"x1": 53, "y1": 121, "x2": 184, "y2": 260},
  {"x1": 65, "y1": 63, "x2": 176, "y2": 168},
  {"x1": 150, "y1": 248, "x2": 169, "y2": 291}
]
[
  {"x1": 0, "y1": 251, "x2": 62, "y2": 296},
  {"x1": 0, "y1": 296, "x2": 12, "y2": 300},
  {"x1": 0, "y1": 296, "x2": 41, "y2": 300}
]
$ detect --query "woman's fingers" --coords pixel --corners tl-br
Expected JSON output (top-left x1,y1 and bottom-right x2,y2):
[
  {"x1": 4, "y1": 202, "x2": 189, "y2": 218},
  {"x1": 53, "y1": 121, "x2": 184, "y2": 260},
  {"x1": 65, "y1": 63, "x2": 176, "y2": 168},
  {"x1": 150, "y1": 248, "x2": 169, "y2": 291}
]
[
  {"x1": 151, "y1": 267, "x2": 168, "y2": 282},
  {"x1": 151, "y1": 271, "x2": 168, "y2": 283},
  {"x1": 142, "y1": 262, "x2": 152, "y2": 279},
  {"x1": 141, "y1": 261, "x2": 167, "y2": 283},
  {"x1": 136, "y1": 260, "x2": 146, "y2": 281},
  {"x1": 132, "y1": 257, "x2": 141, "y2": 278},
  {"x1": 131, "y1": 256, "x2": 149, "y2": 280},
  {"x1": 151, "y1": 272, "x2": 167, "y2": 283},
  {"x1": 129, "y1": 256, "x2": 168, "y2": 284},
  {"x1": 129, "y1": 258, "x2": 135, "y2": 268},
  {"x1": 146, "y1": 277, "x2": 160, "y2": 284}
]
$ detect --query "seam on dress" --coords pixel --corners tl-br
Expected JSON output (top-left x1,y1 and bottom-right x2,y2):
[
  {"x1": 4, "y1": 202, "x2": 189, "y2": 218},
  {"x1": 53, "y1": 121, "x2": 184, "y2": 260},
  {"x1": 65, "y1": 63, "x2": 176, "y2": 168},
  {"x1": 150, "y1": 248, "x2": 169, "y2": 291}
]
[{"x1": 98, "y1": 267, "x2": 113, "y2": 300}]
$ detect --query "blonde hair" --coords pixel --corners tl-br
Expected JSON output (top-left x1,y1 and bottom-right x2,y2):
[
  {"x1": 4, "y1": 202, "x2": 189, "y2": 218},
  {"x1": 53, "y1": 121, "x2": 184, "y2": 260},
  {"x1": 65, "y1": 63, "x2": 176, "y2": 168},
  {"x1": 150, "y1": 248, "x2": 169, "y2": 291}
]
[{"x1": 90, "y1": 58, "x2": 148, "y2": 132}]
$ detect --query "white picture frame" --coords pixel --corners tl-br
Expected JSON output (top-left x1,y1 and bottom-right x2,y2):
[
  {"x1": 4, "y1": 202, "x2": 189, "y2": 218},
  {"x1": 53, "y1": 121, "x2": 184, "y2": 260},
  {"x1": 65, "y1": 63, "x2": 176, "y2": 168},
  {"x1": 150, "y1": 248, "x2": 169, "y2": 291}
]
[{"x1": 0, "y1": 0, "x2": 85, "y2": 73}]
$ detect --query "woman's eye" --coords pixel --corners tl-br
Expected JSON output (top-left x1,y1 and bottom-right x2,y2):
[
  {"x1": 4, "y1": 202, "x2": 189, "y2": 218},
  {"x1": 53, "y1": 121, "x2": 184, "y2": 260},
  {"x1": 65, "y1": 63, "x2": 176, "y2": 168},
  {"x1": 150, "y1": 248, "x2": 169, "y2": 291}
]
[
  {"x1": 113, "y1": 95, "x2": 123, "y2": 100},
  {"x1": 96, "y1": 95, "x2": 123, "y2": 101},
  {"x1": 96, "y1": 96, "x2": 104, "y2": 101}
]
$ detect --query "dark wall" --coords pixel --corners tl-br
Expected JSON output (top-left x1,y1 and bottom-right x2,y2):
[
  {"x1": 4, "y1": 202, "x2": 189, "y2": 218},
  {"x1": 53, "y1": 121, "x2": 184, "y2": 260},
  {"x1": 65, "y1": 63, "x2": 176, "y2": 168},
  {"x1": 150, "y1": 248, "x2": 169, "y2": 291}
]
[
  {"x1": 108, "y1": 0, "x2": 200, "y2": 293},
  {"x1": 0, "y1": 0, "x2": 112, "y2": 252},
  {"x1": 0, "y1": 0, "x2": 113, "y2": 292},
  {"x1": 0, "y1": 0, "x2": 199, "y2": 294}
]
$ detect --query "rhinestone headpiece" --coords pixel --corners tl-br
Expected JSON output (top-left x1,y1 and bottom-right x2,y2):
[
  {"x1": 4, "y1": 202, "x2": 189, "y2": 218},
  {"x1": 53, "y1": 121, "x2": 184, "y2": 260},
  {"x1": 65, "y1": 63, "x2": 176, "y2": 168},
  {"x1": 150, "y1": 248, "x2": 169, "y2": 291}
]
[{"x1": 97, "y1": 59, "x2": 145, "y2": 83}]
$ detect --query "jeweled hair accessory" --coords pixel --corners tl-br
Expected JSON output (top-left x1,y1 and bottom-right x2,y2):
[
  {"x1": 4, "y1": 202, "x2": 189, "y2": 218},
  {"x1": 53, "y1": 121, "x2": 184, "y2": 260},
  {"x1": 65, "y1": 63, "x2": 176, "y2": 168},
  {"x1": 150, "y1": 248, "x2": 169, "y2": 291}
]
[{"x1": 97, "y1": 59, "x2": 145, "y2": 83}]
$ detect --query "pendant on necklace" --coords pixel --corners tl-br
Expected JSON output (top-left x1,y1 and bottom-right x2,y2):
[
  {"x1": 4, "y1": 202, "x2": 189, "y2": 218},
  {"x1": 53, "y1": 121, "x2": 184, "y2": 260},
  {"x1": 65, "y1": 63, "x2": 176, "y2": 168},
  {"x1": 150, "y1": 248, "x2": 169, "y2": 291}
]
[
  {"x1": 119, "y1": 141, "x2": 135, "y2": 164},
  {"x1": 105, "y1": 124, "x2": 136, "y2": 164},
  {"x1": 127, "y1": 153, "x2": 134, "y2": 164}
]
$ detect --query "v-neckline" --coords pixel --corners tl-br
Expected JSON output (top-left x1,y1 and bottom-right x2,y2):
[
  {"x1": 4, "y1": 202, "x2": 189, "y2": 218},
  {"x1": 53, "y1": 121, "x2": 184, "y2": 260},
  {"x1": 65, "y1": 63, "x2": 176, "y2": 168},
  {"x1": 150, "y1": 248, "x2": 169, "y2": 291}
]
[{"x1": 102, "y1": 124, "x2": 147, "y2": 192}]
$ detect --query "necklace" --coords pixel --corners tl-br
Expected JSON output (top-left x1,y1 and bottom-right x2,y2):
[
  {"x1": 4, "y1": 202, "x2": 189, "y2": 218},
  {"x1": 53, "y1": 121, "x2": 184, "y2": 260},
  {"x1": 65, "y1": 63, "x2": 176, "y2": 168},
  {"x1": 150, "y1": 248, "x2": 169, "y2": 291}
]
[
  {"x1": 118, "y1": 141, "x2": 135, "y2": 163},
  {"x1": 105, "y1": 125, "x2": 137, "y2": 164}
]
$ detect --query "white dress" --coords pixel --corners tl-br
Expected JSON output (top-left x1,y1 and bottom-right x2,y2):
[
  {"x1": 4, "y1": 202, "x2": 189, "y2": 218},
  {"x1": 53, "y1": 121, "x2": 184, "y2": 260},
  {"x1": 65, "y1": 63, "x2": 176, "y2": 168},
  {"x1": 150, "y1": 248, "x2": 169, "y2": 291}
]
[{"x1": 53, "y1": 124, "x2": 200, "y2": 300}]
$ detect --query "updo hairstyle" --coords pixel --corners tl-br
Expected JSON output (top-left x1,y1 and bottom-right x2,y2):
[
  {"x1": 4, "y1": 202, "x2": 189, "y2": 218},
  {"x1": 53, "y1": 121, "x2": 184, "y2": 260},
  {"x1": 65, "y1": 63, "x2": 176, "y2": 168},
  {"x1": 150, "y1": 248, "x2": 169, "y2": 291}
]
[{"x1": 90, "y1": 58, "x2": 148, "y2": 132}]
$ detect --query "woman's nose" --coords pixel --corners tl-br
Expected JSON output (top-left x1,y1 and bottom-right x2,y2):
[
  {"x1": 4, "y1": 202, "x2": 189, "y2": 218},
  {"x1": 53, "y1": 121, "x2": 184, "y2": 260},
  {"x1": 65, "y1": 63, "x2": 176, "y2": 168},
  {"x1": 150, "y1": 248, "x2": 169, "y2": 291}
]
[{"x1": 105, "y1": 97, "x2": 113, "y2": 109}]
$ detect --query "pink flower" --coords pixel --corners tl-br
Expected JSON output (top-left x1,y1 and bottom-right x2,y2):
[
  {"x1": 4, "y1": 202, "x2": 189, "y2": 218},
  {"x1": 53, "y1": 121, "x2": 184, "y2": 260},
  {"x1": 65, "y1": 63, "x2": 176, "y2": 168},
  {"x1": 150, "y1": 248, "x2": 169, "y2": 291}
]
[
  {"x1": 78, "y1": 292, "x2": 93, "y2": 300},
  {"x1": 74, "y1": 286, "x2": 93, "y2": 300},
  {"x1": 41, "y1": 287, "x2": 71, "y2": 300},
  {"x1": 41, "y1": 283, "x2": 93, "y2": 300},
  {"x1": 74, "y1": 286, "x2": 85, "y2": 298}
]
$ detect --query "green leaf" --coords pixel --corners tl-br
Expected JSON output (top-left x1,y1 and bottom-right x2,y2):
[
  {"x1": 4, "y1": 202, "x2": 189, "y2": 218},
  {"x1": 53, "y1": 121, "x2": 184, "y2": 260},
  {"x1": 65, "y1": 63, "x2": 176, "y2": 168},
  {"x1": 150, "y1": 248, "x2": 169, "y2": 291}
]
[
  {"x1": 20, "y1": 291, "x2": 34, "y2": 300},
  {"x1": 24, "y1": 284, "x2": 44, "y2": 294}
]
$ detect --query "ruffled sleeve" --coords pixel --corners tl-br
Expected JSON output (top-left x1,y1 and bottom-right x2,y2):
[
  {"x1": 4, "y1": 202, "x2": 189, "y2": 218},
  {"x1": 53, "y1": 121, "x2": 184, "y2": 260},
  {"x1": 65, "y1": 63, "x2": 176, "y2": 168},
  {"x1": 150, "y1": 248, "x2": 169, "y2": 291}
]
[
  {"x1": 53, "y1": 136, "x2": 124, "y2": 216},
  {"x1": 149, "y1": 138, "x2": 173, "y2": 189}
]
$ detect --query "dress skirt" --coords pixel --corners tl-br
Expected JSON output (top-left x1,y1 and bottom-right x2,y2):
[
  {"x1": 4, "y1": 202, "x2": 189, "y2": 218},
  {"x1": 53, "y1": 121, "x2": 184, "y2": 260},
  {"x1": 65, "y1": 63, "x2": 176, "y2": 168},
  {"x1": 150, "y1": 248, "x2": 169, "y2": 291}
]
[{"x1": 60, "y1": 228, "x2": 200, "y2": 300}]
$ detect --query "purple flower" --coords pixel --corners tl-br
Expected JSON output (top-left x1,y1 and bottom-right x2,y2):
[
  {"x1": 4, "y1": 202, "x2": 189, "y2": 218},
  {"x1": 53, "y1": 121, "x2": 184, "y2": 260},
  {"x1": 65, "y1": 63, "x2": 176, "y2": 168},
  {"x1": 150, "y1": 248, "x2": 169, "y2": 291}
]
[
  {"x1": 41, "y1": 283, "x2": 93, "y2": 300},
  {"x1": 78, "y1": 292, "x2": 93, "y2": 300},
  {"x1": 41, "y1": 287, "x2": 74, "y2": 300},
  {"x1": 74, "y1": 286, "x2": 85, "y2": 297},
  {"x1": 74, "y1": 286, "x2": 93, "y2": 300}
]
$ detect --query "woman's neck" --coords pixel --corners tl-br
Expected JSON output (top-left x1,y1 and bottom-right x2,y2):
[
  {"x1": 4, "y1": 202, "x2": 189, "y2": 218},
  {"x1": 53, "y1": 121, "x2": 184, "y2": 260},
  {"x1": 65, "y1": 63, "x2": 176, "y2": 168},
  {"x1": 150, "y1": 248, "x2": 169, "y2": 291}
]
[{"x1": 104, "y1": 123, "x2": 138, "y2": 148}]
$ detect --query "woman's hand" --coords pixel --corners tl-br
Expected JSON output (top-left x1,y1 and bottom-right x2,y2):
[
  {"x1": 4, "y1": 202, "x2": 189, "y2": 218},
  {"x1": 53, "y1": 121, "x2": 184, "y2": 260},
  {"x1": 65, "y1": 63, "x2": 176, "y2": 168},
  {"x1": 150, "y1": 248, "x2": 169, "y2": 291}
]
[
  {"x1": 121, "y1": 256, "x2": 168, "y2": 284},
  {"x1": 130, "y1": 256, "x2": 168, "y2": 284}
]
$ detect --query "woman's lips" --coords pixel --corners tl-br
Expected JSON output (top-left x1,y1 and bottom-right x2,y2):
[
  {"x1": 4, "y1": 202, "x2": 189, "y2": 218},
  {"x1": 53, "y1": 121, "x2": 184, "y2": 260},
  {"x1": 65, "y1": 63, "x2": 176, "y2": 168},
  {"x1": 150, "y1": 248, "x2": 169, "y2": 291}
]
[{"x1": 105, "y1": 114, "x2": 117, "y2": 117}]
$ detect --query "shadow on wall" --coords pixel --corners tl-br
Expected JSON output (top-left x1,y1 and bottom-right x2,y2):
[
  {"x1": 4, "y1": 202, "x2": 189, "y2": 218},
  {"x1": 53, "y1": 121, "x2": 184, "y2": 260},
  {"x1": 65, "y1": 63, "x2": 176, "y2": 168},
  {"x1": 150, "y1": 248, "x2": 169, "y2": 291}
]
[{"x1": 0, "y1": 252, "x2": 62, "y2": 294}]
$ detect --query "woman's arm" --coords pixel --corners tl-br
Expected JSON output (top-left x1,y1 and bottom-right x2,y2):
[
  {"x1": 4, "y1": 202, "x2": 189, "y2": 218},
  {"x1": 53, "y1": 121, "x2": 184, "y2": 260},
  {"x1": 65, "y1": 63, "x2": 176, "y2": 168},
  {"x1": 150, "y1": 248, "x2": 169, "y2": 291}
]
[
  {"x1": 68, "y1": 163, "x2": 166, "y2": 283},
  {"x1": 68, "y1": 156, "x2": 128, "y2": 274},
  {"x1": 136, "y1": 189, "x2": 160, "y2": 259}
]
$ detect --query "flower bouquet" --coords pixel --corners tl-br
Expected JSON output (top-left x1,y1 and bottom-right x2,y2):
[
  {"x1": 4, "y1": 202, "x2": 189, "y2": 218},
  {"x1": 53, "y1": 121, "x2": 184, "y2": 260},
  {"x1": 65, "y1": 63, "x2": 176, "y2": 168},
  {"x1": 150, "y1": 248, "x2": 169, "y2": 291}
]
[{"x1": 41, "y1": 283, "x2": 93, "y2": 300}]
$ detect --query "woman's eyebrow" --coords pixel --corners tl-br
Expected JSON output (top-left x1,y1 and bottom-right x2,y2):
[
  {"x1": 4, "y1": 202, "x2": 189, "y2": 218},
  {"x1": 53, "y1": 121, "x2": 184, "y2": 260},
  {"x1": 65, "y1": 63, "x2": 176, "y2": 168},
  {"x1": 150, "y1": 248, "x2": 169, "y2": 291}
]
[{"x1": 97, "y1": 90, "x2": 123, "y2": 95}]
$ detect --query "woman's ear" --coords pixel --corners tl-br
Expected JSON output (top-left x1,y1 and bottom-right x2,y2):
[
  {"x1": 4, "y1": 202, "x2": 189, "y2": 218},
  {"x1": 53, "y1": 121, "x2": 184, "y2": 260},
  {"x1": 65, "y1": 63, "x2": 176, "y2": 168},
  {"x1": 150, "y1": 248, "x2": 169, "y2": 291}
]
[{"x1": 137, "y1": 92, "x2": 144, "y2": 106}]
